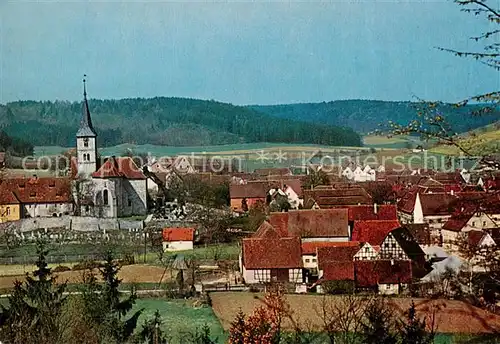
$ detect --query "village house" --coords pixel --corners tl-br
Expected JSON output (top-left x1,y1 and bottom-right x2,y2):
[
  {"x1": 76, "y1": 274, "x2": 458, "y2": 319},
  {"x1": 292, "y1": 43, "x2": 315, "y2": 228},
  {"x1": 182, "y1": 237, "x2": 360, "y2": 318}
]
[
  {"x1": 162, "y1": 227, "x2": 195, "y2": 251},
  {"x1": 241, "y1": 226, "x2": 303, "y2": 284},
  {"x1": 229, "y1": 181, "x2": 270, "y2": 212},
  {"x1": 355, "y1": 259, "x2": 412, "y2": 295},
  {"x1": 0, "y1": 189, "x2": 21, "y2": 223},
  {"x1": 72, "y1": 79, "x2": 148, "y2": 218},
  {"x1": 0, "y1": 177, "x2": 72, "y2": 219}
]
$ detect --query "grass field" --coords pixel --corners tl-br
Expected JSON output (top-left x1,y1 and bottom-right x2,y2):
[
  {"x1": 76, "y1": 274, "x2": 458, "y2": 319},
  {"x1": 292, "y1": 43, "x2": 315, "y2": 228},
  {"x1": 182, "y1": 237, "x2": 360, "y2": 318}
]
[
  {"x1": 210, "y1": 292, "x2": 500, "y2": 341},
  {"x1": 129, "y1": 298, "x2": 226, "y2": 343},
  {"x1": 34, "y1": 142, "x2": 371, "y2": 158}
]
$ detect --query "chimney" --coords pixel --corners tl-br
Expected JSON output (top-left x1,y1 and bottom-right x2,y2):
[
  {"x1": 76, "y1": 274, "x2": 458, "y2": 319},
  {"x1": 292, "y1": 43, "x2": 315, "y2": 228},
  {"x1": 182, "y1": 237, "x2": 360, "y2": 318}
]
[{"x1": 373, "y1": 203, "x2": 378, "y2": 214}]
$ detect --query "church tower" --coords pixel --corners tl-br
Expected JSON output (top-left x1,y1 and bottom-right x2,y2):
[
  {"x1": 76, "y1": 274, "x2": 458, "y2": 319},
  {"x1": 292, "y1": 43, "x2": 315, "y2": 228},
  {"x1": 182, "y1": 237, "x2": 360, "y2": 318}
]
[{"x1": 76, "y1": 76, "x2": 98, "y2": 176}]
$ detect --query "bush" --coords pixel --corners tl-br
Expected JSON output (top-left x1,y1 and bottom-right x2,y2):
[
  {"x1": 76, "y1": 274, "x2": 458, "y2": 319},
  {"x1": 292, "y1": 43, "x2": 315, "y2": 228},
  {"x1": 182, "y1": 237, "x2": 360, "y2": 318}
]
[
  {"x1": 117, "y1": 254, "x2": 135, "y2": 266},
  {"x1": 322, "y1": 280, "x2": 355, "y2": 294},
  {"x1": 52, "y1": 265, "x2": 71, "y2": 273}
]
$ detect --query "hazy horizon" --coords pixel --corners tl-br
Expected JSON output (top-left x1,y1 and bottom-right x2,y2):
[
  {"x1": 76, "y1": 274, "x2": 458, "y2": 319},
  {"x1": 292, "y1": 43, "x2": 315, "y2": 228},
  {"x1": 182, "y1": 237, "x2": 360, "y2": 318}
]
[{"x1": 1, "y1": 0, "x2": 498, "y2": 105}]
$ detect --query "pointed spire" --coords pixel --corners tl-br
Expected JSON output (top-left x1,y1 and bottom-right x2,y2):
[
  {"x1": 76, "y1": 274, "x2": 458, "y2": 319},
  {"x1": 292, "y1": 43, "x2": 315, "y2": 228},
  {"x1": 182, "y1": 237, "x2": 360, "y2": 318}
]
[{"x1": 76, "y1": 74, "x2": 97, "y2": 138}]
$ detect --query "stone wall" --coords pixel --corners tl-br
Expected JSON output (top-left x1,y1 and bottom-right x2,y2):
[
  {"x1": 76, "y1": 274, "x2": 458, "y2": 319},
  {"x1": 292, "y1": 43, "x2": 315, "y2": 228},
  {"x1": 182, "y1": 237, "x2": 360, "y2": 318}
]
[{"x1": 1, "y1": 216, "x2": 144, "y2": 233}]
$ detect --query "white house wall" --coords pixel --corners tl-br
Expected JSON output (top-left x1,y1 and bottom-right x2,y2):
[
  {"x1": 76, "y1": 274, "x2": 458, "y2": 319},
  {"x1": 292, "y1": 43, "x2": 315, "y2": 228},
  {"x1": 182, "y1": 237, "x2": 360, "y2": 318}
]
[{"x1": 163, "y1": 240, "x2": 193, "y2": 251}]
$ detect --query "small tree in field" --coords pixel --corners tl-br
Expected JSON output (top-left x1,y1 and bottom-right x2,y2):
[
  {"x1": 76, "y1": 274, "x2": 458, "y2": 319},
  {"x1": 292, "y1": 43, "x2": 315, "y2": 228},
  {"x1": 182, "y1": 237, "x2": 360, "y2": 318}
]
[{"x1": 398, "y1": 301, "x2": 436, "y2": 344}]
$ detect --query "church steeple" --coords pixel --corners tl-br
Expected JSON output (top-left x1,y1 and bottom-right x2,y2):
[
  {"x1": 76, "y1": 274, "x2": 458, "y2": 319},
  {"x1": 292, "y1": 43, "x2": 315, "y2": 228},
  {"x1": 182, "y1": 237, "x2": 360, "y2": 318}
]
[{"x1": 76, "y1": 75, "x2": 97, "y2": 138}]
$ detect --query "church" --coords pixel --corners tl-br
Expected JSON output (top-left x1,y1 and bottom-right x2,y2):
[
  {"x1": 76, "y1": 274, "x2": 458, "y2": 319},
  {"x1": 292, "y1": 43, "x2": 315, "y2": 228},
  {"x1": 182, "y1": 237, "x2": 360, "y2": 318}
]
[{"x1": 72, "y1": 78, "x2": 148, "y2": 218}]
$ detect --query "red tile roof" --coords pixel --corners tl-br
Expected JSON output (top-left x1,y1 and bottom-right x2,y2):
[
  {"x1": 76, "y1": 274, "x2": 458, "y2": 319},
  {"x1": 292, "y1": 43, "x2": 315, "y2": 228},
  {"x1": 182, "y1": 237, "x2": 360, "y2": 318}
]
[
  {"x1": 230, "y1": 181, "x2": 270, "y2": 199},
  {"x1": 242, "y1": 236, "x2": 302, "y2": 269},
  {"x1": 92, "y1": 157, "x2": 146, "y2": 179},
  {"x1": 254, "y1": 221, "x2": 283, "y2": 239},
  {"x1": 351, "y1": 220, "x2": 401, "y2": 246},
  {"x1": 162, "y1": 227, "x2": 195, "y2": 242},
  {"x1": 285, "y1": 209, "x2": 350, "y2": 238},
  {"x1": 0, "y1": 190, "x2": 20, "y2": 205},
  {"x1": 303, "y1": 187, "x2": 372, "y2": 208},
  {"x1": 467, "y1": 230, "x2": 487, "y2": 248},
  {"x1": 317, "y1": 243, "x2": 362, "y2": 269},
  {"x1": 354, "y1": 260, "x2": 412, "y2": 287},
  {"x1": 0, "y1": 177, "x2": 71, "y2": 204},
  {"x1": 334, "y1": 205, "x2": 397, "y2": 221},
  {"x1": 322, "y1": 261, "x2": 355, "y2": 281},
  {"x1": 301, "y1": 241, "x2": 360, "y2": 255}
]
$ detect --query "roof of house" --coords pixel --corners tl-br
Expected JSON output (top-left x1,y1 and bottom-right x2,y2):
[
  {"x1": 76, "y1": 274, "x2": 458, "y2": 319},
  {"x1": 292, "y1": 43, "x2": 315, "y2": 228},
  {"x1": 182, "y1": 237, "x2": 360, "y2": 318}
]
[
  {"x1": 354, "y1": 260, "x2": 413, "y2": 287},
  {"x1": 285, "y1": 209, "x2": 349, "y2": 238},
  {"x1": 404, "y1": 223, "x2": 431, "y2": 245},
  {"x1": 92, "y1": 157, "x2": 146, "y2": 179},
  {"x1": 467, "y1": 230, "x2": 487, "y2": 248},
  {"x1": 303, "y1": 187, "x2": 372, "y2": 208},
  {"x1": 317, "y1": 243, "x2": 362, "y2": 269},
  {"x1": 254, "y1": 221, "x2": 283, "y2": 239},
  {"x1": 0, "y1": 190, "x2": 20, "y2": 205},
  {"x1": 162, "y1": 227, "x2": 195, "y2": 242},
  {"x1": 0, "y1": 177, "x2": 72, "y2": 204},
  {"x1": 442, "y1": 213, "x2": 474, "y2": 232},
  {"x1": 334, "y1": 204, "x2": 398, "y2": 221},
  {"x1": 242, "y1": 236, "x2": 302, "y2": 269},
  {"x1": 229, "y1": 181, "x2": 270, "y2": 199},
  {"x1": 76, "y1": 83, "x2": 97, "y2": 138},
  {"x1": 301, "y1": 241, "x2": 360, "y2": 255},
  {"x1": 321, "y1": 261, "x2": 355, "y2": 281},
  {"x1": 351, "y1": 220, "x2": 401, "y2": 246}
]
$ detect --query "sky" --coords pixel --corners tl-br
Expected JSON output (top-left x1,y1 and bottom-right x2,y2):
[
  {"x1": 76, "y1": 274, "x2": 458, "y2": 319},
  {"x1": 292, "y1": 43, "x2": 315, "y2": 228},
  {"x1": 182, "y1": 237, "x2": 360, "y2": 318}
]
[{"x1": 0, "y1": 0, "x2": 498, "y2": 105}]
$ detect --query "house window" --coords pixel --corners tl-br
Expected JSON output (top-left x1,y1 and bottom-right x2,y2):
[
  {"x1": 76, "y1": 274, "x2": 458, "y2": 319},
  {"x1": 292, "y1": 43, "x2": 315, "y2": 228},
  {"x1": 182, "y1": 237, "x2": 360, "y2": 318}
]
[
  {"x1": 386, "y1": 284, "x2": 390, "y2": 290},
  {"x1": 30, "y1": 191, "x2": 36, "y2": 197},
  {"x1": 83, "y1": 138, "x2": 89, "y2": 147},
  {"x1": 103, "y1": 189, "x2": 109, "y2": 205},
  {"x1": 305, "y1": 259, "x2": 310, "y2": 263},
  {"x1": 391, "y1": 243, "x2": 396, "y2": 248},
  {"x1": 312, "y1": 258, "x2": 317, "y2": 263},
  {"x1": 472, "y1": 221, "x2": 476, "y2": 227},
  {"x1": 6, "y1": 207, "x2": 10, "y2": 215},
  {"x1": 128, "y1": 199, "x2": 132, "y2": 207},
  {"x1": 384, "y1": 243, "x2": 389, "y2": 248},
  {"x1": 365, "y1": 247, "x2": 370, "y2": 252},
  {"x1": 483, "y1": 221, "x2": 487, "y2": 227}
]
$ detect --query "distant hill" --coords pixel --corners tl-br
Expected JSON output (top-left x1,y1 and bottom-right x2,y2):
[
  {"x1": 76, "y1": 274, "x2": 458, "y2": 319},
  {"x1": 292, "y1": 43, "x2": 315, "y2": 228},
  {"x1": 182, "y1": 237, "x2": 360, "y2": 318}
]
[
  {"x1": 431, "y1": 121, "x2": 500, "y2": 156},
  {"x1": 0, "y1": 98, "x2": 361, "y2": 148},
  {"x1": 249, "y1": 100, "x2": 499, "y2": 135}
]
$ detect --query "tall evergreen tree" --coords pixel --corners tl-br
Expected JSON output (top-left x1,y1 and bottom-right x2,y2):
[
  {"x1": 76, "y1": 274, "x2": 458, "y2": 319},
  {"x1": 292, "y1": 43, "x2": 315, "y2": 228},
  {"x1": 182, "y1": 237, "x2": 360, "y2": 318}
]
[
  {"x1": 0, "y1": 239, "x2": 67, "y2": 344},
  {"x1": 361, "y1": 299, "x2": 398, "y2": 344}
]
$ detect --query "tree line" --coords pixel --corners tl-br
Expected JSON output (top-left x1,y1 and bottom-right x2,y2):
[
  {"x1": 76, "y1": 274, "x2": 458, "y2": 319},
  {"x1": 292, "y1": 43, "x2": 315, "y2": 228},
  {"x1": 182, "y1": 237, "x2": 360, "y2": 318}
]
[{"x1": 1, "y1": 97, "x2": 362, "y2": 147}]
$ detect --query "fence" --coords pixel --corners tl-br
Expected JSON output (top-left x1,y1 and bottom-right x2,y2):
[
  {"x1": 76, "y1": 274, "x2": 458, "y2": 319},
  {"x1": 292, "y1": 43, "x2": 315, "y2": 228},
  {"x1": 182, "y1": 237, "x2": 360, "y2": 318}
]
[{"x1": 0, "y1": 252, "x2": 139, "y2": 265}]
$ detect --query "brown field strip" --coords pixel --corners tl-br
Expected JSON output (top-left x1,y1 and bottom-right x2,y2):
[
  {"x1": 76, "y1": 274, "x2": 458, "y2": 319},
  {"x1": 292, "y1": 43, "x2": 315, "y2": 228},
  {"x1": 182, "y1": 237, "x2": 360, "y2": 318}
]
[
  {"x1": 210, "y1": 292, "x2": 500, "y2": 334},
  {"x1": 0, "y1": 264, "x2": 171, "y2": 290}
]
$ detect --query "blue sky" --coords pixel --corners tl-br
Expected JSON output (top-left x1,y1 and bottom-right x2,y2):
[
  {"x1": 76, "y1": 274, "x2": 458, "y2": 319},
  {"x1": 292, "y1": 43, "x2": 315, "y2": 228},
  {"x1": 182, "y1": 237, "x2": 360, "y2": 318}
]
[{"x1": 0, "y1": 0, "x2": 498, "y2": 105}]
